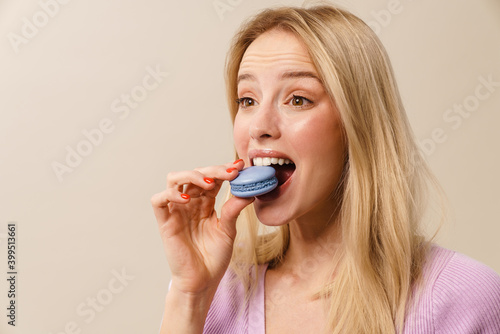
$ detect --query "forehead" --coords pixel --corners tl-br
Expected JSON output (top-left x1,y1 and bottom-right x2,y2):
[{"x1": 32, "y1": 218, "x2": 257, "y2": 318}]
[{"x1": 238, "y1": 29, "x2": 316, "y2": 74}]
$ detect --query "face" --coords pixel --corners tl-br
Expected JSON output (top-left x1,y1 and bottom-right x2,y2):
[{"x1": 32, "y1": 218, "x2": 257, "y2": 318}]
[{"x1": 233, "y1": 29, "x2": 346, "y2": 227}]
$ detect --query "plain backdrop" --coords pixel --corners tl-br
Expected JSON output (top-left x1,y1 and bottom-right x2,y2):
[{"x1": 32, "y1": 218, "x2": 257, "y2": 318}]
[{"x1": 0, "y1": 0, "x2": 499, "y2": 333}]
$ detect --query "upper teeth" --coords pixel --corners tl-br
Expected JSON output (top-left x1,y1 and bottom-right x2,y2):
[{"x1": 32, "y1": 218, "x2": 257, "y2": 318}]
[{"x1": 253, "y1": 157, "x2": 292, "y2": 166}]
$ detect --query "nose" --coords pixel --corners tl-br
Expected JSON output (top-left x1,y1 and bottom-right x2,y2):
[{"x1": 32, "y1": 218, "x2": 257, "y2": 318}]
[{"x1": 249, "y1": 102, "x2": 281, "y2": 141}]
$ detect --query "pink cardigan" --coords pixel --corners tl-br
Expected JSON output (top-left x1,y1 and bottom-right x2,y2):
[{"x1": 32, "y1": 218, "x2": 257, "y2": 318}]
[{"x1": 203, "y1": 246, "x2": 500, "y2": 333}]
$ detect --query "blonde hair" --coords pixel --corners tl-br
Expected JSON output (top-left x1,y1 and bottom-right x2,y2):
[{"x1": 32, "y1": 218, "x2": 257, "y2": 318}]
[{"x1": 224, "y1": 4, "x2": 443, "y2": 333}]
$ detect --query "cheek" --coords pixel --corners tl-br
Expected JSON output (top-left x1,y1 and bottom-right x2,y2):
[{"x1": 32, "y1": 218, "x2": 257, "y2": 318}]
[
  {"x1": 297, "y1": 118, "x2": 345, "y2": 200},
  {"x1": 291, "y1": 114, "x2": 344, "y2": 161},
  {"x1": 233, "y1": 115, "x2": 248, "y2": 156}
]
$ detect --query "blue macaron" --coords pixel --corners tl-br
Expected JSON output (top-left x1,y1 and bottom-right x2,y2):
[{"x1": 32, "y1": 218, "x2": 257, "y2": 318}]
[{"x1": 230, "y1": 166, "x2": 278, "y2": 198}]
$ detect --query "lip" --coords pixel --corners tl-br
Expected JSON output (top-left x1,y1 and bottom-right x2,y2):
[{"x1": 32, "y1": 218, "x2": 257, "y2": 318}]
[{"x1": 248, "y1": 149, "x2": 294, "y2": 165}]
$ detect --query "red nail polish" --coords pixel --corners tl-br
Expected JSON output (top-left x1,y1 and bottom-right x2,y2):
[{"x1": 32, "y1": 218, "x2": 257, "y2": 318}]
[
  {"x1": 181, "y1": 193, "x2": 190, "y2": 199},
  {"x1": 226, "y1": 168, "x2": 237, "y2": 173},
  {"x1": 204, "y1": 177, "x2": 214, "y2": 184},
  {"x1": 233, "y1": 159, "x2": 244, "y2": 164}
]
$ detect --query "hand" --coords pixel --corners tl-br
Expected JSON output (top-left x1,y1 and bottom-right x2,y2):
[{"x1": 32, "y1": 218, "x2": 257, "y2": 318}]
[{"x1": 151, "y1": 160, "x2": 254, "y2": 296}]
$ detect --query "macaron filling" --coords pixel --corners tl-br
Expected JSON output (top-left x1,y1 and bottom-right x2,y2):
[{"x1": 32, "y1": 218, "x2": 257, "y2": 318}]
[
  {"x1": 230, "y1": 178, "x2": 278, "y2": 193},
  {"x1": 230, "y1": 166, "x2": 278, "y2": 197}
]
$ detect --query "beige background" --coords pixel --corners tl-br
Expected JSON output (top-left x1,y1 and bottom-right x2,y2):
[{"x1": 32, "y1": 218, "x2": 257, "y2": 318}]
[{"x1": 0, "y1": 0, "x2": 499, "y2": 333}]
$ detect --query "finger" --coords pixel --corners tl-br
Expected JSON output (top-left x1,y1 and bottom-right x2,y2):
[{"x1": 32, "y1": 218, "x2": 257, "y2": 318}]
[
  {"x1": 183, "y1": 183, "x2": 210, "y2": 198},
  {"x1": 194, "y1": 159, "x2": 246, "y2": 183},
  {"x1": 185, "y1": 161, "x2": 245, "y2": 198},
  {"x1": 219, "y1": 196, "x2": 255, "y2": 240},
  {"x1": 230, "y1": 158, "x2": 246, "y2": 172},
  {"x1": 150, "y1": 189, "x2": 190, "y2": 221},
  {"x1": 166, "y1": 170, "x2": 217, "y2": 192},
  {"x1": 163, "y1": 160, "x2": 245, "y2": 202}
]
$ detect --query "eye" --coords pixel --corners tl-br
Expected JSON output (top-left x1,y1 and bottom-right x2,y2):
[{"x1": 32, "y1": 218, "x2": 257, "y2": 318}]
[
  {"x1": 236, "y1": 97, "x2": 257, "y2": 108},
  {"x1": 289, "y1": 95, "x2": 313, "y2": 107}
]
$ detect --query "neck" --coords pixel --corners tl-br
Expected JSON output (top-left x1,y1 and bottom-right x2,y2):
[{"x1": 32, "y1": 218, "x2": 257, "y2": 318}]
[{"x1": 272, "y1": 204, "x2": 342, "y2": 286}]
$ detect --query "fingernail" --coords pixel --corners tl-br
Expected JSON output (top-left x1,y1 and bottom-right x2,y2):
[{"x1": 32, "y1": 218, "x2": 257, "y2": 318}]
[
  {"x1": 226, "y1": 168, "x2": 237, "y2": 173},
  {"x1": 204, "y1": 177, "x2": 214, "y2": 184},
  {"x1": 233, "y1": 159, "x2": 244, "y2": 164},
  {"x1": 180, "y1": 193, "x2": 190, "y2": 200}
]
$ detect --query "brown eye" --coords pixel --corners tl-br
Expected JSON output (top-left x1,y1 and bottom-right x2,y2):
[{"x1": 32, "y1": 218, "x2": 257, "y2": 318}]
[
  {"x1": 243, "y1": 98, "x2": 255, "y2": 107},
  {"x1": 237, "y1": 97, "x2": 256, "y2": 108},
  {"x1": 290, "y1": 95, "x2": 312, "y2": 107},
  {"x1": 292, "y1": 96, "x2": 304, "y2": 106}
]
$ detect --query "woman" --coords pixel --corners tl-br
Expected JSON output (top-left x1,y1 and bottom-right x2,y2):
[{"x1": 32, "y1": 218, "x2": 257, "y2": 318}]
[{"x1": 151, "y1": 5, "x2": 500, "y2": 333}]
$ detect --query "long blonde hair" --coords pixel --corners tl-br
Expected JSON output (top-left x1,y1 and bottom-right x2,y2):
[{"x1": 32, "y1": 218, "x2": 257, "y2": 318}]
[{"x1": 224, "y1": 4, "x2": 442, "y2": 333}]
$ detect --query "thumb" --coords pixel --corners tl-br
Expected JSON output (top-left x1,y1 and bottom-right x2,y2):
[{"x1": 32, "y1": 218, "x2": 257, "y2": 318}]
[{"x1": 219, "y1": 196, "x2": 255, "y2": 240}]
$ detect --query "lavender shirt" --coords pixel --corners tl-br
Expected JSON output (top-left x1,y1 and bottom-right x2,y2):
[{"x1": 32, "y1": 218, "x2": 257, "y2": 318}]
[{"x1": 203, "y1": 246, "x2": 500, "y2": 333}]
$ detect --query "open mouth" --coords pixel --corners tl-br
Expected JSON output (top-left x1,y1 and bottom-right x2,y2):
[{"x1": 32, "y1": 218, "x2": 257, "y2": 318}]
[{"x1": 252, "y1": 157, "x2": 295, "y2": 187}]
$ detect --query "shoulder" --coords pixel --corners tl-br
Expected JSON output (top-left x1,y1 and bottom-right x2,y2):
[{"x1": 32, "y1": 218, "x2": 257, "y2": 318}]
[
  {"x1": 426, "y1": 246, "x2": 500, "y2": 311},
  {"x1": 405, "y1": 245, "x2": 500, "y2": 333}
]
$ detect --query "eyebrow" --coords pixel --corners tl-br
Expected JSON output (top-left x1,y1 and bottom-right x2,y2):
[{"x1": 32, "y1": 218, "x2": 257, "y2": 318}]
[
  {"x1": 237, "y1": 73, "x2": 255, "y2": 84},
  {"x1": 281, "y1": 71, "x2": 321, "y2": 82},
  {"x1": 237, "y1": 71, "x2": 321, "y2": 85}
]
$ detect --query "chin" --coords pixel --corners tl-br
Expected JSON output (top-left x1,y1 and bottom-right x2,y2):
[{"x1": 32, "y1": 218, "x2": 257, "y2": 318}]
[{"x1": 254, "y1": 205, "x2": 292, "y2": 227}]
